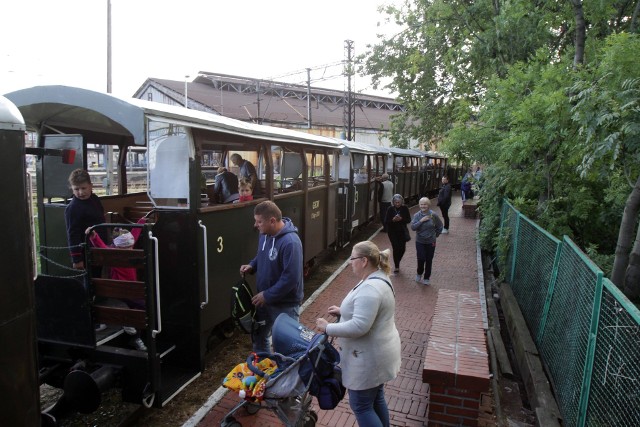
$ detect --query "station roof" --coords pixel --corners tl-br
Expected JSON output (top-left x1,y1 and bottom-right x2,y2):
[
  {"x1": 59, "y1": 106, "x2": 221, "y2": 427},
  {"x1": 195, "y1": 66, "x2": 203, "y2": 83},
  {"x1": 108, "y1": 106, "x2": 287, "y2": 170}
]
[{"x1": 134, "y1": 72, "x2": 404, "y2": 132}]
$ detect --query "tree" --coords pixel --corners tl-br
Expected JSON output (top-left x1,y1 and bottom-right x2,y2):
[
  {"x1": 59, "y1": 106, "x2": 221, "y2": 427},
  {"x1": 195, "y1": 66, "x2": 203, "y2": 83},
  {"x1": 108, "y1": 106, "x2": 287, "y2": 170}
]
[
  {"x1": 571, "y1": 33, "x2": 640, "y2": 299},
  {"x1": 363, "y1": 1, "x2": 640, "y2": 300}
]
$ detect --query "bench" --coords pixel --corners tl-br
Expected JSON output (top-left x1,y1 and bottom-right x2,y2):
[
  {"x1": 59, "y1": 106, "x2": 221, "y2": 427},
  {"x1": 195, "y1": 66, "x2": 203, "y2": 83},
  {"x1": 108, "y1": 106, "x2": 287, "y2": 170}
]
[
  {"x1": 462, "y1": 200, "x2": 479, "y2": 219},
  {"x1": 423, "y1": 289, "x2": 491, "y2": 426}
]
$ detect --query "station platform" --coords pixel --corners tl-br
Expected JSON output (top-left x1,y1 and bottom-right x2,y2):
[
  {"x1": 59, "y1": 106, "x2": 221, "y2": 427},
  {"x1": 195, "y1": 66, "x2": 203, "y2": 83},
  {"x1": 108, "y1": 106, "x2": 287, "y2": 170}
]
[{"x1": 190, "y1": 192, "x2": 492, "y2": 427}]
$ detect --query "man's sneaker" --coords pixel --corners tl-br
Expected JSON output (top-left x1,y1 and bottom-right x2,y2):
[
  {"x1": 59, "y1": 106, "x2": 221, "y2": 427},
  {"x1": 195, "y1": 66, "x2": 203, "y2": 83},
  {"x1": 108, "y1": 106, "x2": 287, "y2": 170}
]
[
  {"x1": 441, "y1": 228, "x2": 449, "y2": 234},
  {"x1": 393, "y1": 268, "x2": 400, "y2": 274},
  {"x1": 415, "y1": 275, "x2": 422, "y2": 282},
  {"x1": 422, "y1": 279, "x2": 431, "y2": 285},
  {"x1": 95, "y1": 323, "x2": 107, "y2": 332},
  {"x1": 130, "y1": 337, "x2": 147, "y2": 352}
]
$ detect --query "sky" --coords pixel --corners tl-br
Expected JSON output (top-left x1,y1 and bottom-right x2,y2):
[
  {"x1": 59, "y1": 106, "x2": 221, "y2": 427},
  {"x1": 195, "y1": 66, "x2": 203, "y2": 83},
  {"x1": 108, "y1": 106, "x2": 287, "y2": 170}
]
[{"x1": 1, "y1": 0, "x2": 402, "y2": 99}]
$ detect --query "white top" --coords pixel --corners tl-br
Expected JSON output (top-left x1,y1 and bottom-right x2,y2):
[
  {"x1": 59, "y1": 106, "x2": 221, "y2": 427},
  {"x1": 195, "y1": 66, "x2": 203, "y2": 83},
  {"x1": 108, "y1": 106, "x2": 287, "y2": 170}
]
[{"x1": 326, "y1": 272, "x2": 402, "y2": 390}]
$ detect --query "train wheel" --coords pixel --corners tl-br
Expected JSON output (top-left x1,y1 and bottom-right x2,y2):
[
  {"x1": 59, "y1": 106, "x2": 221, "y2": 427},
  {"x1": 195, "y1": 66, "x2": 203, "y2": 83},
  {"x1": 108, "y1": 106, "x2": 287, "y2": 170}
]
[
  {"x1": 218, "y1": 319, "x2": 236, "y2": 339},
  {"x1": 303, "y1": 258, "x2": 315, "y2": 278}
]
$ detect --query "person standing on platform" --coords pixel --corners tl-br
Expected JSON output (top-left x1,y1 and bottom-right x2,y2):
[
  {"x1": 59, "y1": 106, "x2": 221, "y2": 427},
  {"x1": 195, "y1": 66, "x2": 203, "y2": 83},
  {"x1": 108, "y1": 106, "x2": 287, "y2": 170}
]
[
  {"x1": 384, "y1": 194, "x2": 411, "y2": 274},
  {"x1": 411, "y1": 197, "x2": 443, "y2": 285},
  {"x1": 230, "y1": 153, "x2": 258, "y2": 196},
  {"x1": 376, "y1": 173, "x2": 394, "y2": 232},
  {"x1": 239, "y1": 201, "x2": 303, "y2": 353},
  {"x1": 315, "y1": 240, "x2": 401, "y2": 427},
  {"x1": 437, "y1": 175, "x2": 452, "y2": 234}
]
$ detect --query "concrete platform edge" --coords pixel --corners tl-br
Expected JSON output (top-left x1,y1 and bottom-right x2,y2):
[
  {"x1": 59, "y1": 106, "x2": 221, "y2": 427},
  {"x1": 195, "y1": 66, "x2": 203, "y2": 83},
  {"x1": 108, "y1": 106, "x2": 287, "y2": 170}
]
[{"x1": 498, "y1": 283, "x2": 562, "y2": 426}]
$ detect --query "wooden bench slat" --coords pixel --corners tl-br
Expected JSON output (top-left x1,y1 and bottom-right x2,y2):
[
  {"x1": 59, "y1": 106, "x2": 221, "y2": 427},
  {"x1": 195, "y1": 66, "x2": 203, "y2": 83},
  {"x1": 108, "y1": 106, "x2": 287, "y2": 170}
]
[
  {"x1": 94, "y1": 306, "x2": 146, "y2": 330},
  {"x1": 89, "y1": 248, "x2": 145, "y2": 267},
  {"x1": 92, "y1": 278, "x2": 145, "y2": 300}
]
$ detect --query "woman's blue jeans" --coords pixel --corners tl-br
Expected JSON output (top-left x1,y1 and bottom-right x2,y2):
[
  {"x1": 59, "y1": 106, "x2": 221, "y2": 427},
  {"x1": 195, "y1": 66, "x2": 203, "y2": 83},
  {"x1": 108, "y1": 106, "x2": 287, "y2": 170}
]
[{"x1": 348, "y1": 384, "x2": 390, "y2": 427}]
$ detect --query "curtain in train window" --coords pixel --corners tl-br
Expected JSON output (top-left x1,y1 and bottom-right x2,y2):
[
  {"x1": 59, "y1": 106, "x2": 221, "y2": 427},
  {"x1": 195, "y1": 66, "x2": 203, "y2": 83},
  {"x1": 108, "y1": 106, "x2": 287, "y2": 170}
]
[{"x1": 147, "y1": 120, "x2": 194, "y2": 208}]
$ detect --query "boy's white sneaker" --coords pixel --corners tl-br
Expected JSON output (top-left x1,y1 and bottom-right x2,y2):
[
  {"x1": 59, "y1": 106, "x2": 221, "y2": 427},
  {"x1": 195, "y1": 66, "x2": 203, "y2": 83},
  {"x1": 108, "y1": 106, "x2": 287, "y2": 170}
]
[
  {"x1": 415, "y1": 275, "x2": 422, "y2": 282},
  {"x1": 441, "y1": 228, "x2": 449, "y2": 234}
]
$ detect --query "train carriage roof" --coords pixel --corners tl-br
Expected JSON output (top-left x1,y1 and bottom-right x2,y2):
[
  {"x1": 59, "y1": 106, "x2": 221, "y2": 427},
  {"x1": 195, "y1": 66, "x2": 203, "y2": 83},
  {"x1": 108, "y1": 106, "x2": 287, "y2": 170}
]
[{"x1": 5, "y1": 86, "x2": 343, "y2": 149}]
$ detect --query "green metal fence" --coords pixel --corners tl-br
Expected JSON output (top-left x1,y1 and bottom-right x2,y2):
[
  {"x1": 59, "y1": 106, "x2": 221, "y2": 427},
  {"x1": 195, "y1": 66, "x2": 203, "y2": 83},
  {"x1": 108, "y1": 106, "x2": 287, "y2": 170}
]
[{"x1": 499, "y1": 200, "x2": 640, "y2": 427}]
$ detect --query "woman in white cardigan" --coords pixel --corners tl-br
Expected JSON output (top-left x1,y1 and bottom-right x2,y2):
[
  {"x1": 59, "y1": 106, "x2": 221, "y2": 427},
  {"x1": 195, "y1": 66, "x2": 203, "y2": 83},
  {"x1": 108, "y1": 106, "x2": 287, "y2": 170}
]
[{"x1": 316, "y1": 241, "x2": 401, "y2": 427}]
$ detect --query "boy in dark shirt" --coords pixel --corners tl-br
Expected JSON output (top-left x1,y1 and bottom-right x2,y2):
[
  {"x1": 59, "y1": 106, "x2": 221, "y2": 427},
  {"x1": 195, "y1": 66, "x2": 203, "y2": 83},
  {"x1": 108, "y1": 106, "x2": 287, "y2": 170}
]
[{"x1": 65, "y1": 169, "x2": 106, "y2": 270}]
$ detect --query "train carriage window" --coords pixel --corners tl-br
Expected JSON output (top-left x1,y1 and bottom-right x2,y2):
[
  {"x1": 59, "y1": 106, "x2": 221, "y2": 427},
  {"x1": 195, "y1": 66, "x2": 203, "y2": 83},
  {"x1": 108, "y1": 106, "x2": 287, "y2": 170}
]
[
  {"x1": 272, "y1": 146, "x2": 302, "y2": 192},
  {"x1": 124, "y1": 147, "x2": 148, "y2": 193},
  {"x1": 352, "y1": 153, "x2": 369, "y2": 184},
  {"x1": 147, "y1": 120, "x2": 194, "y2": 208},
  {"x1": 305, "y1": 151, "x2": 326, "y2": 187},
  {"x1": 338, "y1": 152, "x2": 350, "y2": 181}
]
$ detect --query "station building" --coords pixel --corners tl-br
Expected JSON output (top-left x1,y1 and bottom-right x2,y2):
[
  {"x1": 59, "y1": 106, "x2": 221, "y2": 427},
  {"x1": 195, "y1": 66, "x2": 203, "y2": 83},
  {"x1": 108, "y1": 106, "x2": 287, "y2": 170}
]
[{"x1": 133, "y1": 71, "x2": 411, "y2": 148}]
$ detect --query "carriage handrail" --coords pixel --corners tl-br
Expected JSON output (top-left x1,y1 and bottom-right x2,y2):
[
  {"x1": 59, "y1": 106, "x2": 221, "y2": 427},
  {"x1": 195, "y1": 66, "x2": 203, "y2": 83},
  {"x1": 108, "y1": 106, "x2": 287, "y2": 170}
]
[
  {"x1": 198, "y1": 220, "x2": 209, "y2": 309},
  {"x1": 149, "y1": 231, "x2": 162, "y2": 338}
]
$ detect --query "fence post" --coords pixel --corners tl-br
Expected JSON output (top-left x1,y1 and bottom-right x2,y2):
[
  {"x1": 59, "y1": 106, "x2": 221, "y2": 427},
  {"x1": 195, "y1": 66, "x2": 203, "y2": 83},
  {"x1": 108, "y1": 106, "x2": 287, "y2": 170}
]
[
  {"x1": 509, "y1": 212, "x2": 520, "y2": 285},
  {"x1": 577, "y1": 270, "x2": 603, "y2": 427},
  {"x1": 536, "y1": 240, "x2": 562, "y2": 346}
]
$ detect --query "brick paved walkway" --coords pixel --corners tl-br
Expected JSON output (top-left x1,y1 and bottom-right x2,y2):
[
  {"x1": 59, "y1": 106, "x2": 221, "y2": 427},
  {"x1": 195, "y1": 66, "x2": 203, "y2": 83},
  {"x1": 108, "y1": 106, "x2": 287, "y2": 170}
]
[{"x1": 194, "y1": 192, "x2": 482, "y2": 427}]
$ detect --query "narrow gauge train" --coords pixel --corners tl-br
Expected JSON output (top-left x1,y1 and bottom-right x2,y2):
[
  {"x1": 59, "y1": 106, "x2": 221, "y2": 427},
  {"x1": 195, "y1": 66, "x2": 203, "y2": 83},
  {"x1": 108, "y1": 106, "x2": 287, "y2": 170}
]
[{"x1": 5, "y1": 85, "x2": 458, "y2": 420}]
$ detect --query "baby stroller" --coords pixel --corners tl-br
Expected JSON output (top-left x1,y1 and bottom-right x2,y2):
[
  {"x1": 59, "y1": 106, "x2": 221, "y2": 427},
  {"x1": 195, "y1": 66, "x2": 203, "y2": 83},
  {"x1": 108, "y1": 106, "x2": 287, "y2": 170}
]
[{"x1": 220, "y1": 313, "x2": 344, "y2": 427}]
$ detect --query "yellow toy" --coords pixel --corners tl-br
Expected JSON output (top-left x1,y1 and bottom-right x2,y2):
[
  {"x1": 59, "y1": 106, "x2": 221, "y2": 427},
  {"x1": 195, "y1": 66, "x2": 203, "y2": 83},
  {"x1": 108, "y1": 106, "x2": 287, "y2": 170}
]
[{"x1": 222, "y1": 354, "x2": 277, "y2": 401}]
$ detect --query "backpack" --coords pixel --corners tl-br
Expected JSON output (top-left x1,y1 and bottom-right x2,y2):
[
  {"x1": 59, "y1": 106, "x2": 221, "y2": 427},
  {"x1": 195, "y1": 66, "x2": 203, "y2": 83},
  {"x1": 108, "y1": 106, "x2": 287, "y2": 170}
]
[
  {"x1": 300, "y1": 334, "x2": 346, "y2": 410},
  {"x1": 231, "y1": 278, "x2": 255, "y2": 334}
]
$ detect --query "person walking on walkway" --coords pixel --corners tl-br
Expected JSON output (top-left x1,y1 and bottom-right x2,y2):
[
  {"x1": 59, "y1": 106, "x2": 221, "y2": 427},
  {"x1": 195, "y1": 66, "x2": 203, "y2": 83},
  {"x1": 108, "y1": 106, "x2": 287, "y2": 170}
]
[
  {"x1": 411, "y1": 197, "x2": 443, "y2": 285},
  {"x1": 315, "y1": 240, "x2": 401, "y2": 427},
  {"x1": 437, "y1": 175, "x2": 452, "y2": 234},
  {"x1": 239, "y1": 201, "x2": 303, "y2": 353},
  {"x1": 384, "y1": 194, "x2": 411, "y2": 273},
  {"x1": 376, "y1": 173, "x2": 394, "y2": 232}
]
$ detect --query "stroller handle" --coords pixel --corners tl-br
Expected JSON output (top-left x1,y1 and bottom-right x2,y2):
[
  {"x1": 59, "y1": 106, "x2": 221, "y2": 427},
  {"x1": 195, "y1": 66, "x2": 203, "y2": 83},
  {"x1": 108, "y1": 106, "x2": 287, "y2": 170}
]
[{"x1": 246, "y1": 351, "x2": 295, "y2": 379}]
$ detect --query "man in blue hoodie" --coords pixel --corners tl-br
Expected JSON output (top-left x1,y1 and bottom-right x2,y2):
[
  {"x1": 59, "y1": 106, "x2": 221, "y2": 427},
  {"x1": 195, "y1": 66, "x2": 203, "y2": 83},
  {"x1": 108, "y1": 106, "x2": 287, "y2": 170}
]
[{"x1": 240, "y1": 201, "x2": 304, "y2": 353}]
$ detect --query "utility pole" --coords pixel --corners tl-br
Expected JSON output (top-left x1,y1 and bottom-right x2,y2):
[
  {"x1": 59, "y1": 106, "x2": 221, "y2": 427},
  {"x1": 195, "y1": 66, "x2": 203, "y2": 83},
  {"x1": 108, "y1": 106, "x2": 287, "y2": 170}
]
[
  {"x1": 306, "y1": 68, "x2": 312, "y2": 129},
  {"x1": 184, "y1": 75, "x2": 189, "y2": 108},
  {"x1": 256, "y1": 80, "x2": 262, "y2": 124},
  {"x1": 105, "y1": 0, "x2": 114, "y2": 195},
  {"x1": 343, "y1": 40, "x2": 356, "y2": 141}
]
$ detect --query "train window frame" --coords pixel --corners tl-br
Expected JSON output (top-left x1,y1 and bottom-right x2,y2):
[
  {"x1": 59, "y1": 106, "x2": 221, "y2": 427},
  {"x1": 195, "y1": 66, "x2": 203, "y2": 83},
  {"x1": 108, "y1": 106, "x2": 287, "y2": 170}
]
[
  {"x1": 147, "y1": 120, "x2": 194, "y2": 209},
  {"x1": 305, "y1": 151, "x2": 326, "y2": 188}
]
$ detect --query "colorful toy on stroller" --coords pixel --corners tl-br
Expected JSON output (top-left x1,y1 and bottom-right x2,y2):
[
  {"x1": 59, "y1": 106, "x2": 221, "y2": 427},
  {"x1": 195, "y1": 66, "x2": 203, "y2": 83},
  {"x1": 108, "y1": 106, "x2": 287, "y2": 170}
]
[{"x1": 220, "y1": 313, "x2": 345, "y2": 427}]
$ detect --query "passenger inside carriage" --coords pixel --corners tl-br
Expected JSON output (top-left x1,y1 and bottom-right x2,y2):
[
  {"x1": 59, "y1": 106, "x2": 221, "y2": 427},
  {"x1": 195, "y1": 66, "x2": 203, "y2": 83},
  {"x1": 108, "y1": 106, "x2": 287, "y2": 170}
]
[{"x1": 212, "y1": 166, "x2": 239, "y2": 203}]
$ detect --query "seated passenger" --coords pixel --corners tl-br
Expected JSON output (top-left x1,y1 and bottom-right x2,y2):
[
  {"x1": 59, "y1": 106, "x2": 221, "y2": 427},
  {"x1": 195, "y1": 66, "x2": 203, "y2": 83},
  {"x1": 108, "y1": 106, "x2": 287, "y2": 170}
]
[
  {"x1": 213, "y1": 167, "x2": 239, "y2": 203},
  {"x1": 234, "y1": 178, "x2": 254, "y2": 203}
]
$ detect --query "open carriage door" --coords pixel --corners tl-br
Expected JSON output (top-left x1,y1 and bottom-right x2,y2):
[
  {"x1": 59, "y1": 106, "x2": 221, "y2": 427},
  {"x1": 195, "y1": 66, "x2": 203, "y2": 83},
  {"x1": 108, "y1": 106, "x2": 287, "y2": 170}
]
[{"x1": 37, "y1": 134, "x2": 84, "y2": 276}]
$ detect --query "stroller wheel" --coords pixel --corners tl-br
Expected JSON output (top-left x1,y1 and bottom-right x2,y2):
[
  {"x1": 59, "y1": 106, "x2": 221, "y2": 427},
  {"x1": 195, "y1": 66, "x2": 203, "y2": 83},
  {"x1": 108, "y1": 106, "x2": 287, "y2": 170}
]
[
  {"x1": 303, "y1": 413, "x2": 317, "y2": 427},
  {"x1": 308, "y1": 410, "x2": 318, "y2": 422},
  {"x1": 221, "y1": 415, "x2": 242, "y2": 427},
  {"x1": 245, "y1": 402, "x2": 261, "y2": 415}
]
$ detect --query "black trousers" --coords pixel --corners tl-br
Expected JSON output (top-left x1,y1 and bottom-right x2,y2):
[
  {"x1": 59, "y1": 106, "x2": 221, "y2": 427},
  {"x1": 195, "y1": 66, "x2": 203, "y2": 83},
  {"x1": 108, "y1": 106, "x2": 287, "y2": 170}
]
[
  {"x1": 388, "y1": 231, "x2": 407, "y2": 269},
  {"x1": 440, "y1": 204, "x2": 450, "y2": 230}
]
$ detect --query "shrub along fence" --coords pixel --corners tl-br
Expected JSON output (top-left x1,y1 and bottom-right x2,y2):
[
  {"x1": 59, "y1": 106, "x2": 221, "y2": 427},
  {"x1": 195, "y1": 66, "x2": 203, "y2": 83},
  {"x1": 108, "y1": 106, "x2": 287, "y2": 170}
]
[{"x1": 499, "y1": 200, "x2": 640, "y2": 427}]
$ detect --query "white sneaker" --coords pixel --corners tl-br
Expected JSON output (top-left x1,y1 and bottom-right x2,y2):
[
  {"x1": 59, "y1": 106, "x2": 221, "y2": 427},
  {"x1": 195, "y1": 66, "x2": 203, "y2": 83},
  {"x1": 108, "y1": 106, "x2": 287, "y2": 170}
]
[
  {"x1": 95, "y1": 323, "x2": 107, "y2": 332},
  {"x1": 441, "y1": 228, "x2": 449, "y2": 234},
  {"x1": 422, "y1": 279, "x2": 431, "y2": 285},
  {"x1": 415, "y1": 275, "x2": 422, "y2": 282}
]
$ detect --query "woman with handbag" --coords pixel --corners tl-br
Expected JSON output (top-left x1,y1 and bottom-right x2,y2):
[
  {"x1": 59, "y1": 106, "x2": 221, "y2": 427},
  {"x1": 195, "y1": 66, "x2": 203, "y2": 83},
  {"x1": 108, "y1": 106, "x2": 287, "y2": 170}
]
[
  {"x1": 315, "y1": 241, "x2": 401, "y2": 427},
  {"x1": 384, "y1": 194, "x2": 412, "y2": 274}
]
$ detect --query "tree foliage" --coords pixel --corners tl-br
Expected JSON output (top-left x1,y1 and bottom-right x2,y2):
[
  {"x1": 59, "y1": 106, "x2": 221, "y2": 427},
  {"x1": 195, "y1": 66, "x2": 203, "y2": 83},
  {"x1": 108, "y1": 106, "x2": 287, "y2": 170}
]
[{"x1": 363, "y1": 0, "x2": 640, "y2": 299}]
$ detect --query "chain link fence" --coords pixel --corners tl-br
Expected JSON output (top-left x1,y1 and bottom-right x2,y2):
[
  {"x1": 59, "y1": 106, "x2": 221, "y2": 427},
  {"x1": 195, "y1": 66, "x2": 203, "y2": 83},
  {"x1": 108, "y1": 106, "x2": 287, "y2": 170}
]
[{"x1": 498, "y1": 200, "x2": 640, "y2": 427}]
